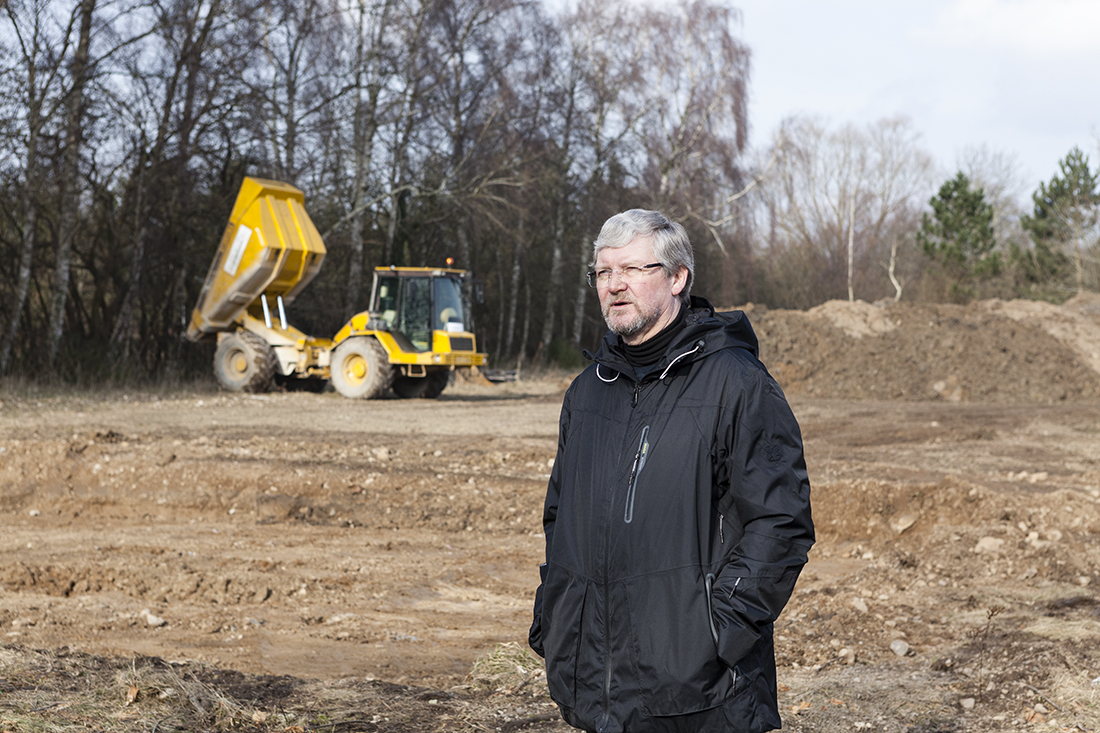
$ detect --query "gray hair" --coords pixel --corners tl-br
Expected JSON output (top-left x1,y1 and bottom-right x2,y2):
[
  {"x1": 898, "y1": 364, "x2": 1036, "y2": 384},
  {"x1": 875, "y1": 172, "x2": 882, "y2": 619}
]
[{"x1": 591, "y1": 209, "x2": 694, "y2": 305}]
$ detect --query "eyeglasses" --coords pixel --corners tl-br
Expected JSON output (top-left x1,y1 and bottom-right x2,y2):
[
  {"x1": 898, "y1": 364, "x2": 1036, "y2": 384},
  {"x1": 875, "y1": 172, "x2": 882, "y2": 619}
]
[{"x1": 586, "y1": 263, "x2": 664, "y2": 288}]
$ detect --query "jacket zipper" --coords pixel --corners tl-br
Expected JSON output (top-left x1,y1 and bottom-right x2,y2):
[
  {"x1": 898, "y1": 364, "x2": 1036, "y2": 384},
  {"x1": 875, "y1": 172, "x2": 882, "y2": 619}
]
[
  {"x1": 704, "y1": 576, "x2": 742, "y2": 643},
  {"x1": 706, "y1": 574, "x2": 742, "y2": 690},
  {"x1": 601, "y1": 378, "x2": 648, "y2": 730},
  {"x1": 592, "y1": 340, "x2": 709, "y2": 725},
  {"x1": 727, "y1": 578, "x2": 741, "y2": 689},
  {"x1": 600, "y1": 500, "x2": 613, "y2": 731},
  {"x1": 601, "y1": 500, "x2": 615, "y2": 730},
  {"x1": 623, "y1": 426, "x2": 649, "y2": 524},
  {"x1": 704, "y1": 573, "x2": 719, "y2": 645}
]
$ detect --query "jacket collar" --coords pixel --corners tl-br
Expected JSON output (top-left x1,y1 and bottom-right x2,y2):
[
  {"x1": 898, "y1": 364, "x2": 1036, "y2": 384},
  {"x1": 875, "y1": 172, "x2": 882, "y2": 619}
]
[{"x1": 584, "y1": 296, "x2": 759, "y2": 383}]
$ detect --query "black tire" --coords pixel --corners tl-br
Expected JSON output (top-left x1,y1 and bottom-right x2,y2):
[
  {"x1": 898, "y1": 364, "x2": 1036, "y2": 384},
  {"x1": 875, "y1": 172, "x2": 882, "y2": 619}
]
[
  {"x1": 392, "y1": 369, "x2": 449, "y2": 399},
  {"x1": 214, "y1": 331, "x2": 277, "y2": 393},
  {"x1": 330, "y1": 337, "x2": 393, "y2": 399}
]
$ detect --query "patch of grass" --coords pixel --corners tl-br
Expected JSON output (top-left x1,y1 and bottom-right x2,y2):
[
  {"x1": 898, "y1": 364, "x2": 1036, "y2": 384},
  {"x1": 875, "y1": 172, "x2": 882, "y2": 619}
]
[
  {"x1": 0, "y1": 647, "x2": 279, "y2": 732},
  {"x1": 1040, "y1": 669, "x2": 1100, "y2": 729},
  {"x1": 466, "y1": 641, "x2": 545, "y2": 694}
]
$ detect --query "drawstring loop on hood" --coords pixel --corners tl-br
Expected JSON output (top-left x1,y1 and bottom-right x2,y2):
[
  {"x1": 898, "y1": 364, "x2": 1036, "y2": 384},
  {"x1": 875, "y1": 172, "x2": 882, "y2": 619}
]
[
  {"x1": 596, "y1": 364, "x2": 620, "y2": 383},
  {"x1": 659, "y1": 340, "x2": 704, "y2": 381}
]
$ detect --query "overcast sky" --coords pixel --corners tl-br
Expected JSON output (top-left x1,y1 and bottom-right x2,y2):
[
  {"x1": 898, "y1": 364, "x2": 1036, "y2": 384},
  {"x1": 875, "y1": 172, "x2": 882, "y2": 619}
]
[{"x1": 735, "y1": 0, "x2": 1100, "y2": 195}]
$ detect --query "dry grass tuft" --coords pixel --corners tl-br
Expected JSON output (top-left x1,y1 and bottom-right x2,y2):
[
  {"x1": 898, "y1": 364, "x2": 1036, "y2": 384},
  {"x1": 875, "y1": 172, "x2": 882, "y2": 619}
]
[
  {"x1": 1041, "y1": 669, "x2": 1100, "y2": 729},
  {"x1": 0, "y1": 648, "x2": 276, "y2": 732},
  {"x1": 466, "y1": 641, "x2": 545, "y2": 694}
]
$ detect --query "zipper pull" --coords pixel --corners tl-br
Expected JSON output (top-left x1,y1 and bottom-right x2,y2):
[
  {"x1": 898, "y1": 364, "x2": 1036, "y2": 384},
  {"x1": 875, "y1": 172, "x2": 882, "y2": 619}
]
[
  {"x1": 631, "y1": 381, "x2": 641, "y2": 407},
  {"x1": 727, "y1": 577, "x2": 741, "y2": 599}
]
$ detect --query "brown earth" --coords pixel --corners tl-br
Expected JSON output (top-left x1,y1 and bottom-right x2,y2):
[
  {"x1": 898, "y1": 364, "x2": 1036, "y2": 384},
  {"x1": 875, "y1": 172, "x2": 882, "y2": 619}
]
[
  {"x1": 750, "y1": 292, "x2": 1100, "y2": 403},
  {"x1": 1, "y1": 296, "x2": 1100, "y2": 732}
]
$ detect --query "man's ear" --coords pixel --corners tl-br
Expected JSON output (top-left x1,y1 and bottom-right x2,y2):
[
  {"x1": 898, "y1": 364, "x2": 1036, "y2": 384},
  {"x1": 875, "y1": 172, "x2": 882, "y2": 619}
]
[{"x1": 670, "y1": 266, "x2": 688, "y2": 297}]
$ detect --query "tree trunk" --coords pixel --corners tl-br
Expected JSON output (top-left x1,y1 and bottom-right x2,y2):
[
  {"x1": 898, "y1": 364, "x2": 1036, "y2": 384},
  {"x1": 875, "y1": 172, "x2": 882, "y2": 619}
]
[
  {"x1": 166, "y1": 263, "x2": 188, "y2": 378},
  {"x1": 0, "y1": 42, "x2": 45, "y2": 375},
  {"x1": 571, "y1": 235, "x2": 590, "y2": 346},
  {"x1": 0, "y1": 176, "x2": 39, "y2": 375},
  {"x1": 109, "y1": 146, "x2": 149, "y2": 355},
  {"x1": 493, "y1": 247, "x2": 504, "y2": 362},
  {"x1": 344, "y1": 0, "x2": 391, "y2": 320},
  {"x1": 1073, "y1": 229, "x2": 1085, "y2": 294},
  {"x1": 538, "y1": 204, "x2": 566, "y2": 358},
  {"x1": 535, "y1": 75, "x2": 576, "y2": 361},
  {"x1": 346, "y1": 119, "x2": 373, "y2": 317},
  {"x1": 346, "y1": 179, "x2": 368, "y2": 318},
  {"x1": 847, "y1": 190, "x2": 855, "y2": 302},
  {"x1": 504, "y1": 213, "x2": 524, "y2": 359},
  {"x1": 456, "y1": 224, "x2": 474, "y2": 333},
  {"x1": 887, "y1": 235, "x2": 903, "y2": 302},
  {"x1": 518, "y1": 279, "x2": 531, "y2": 371},
  {"x1": 46, "y1": 0, "x2": 96, "y2": 369}
]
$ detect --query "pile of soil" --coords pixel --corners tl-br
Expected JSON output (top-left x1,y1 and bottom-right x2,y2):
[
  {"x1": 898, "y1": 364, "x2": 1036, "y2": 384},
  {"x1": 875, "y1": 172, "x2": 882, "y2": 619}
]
[{"x1": 746, "y1": 293, "x2": 1100, "y2": 403}]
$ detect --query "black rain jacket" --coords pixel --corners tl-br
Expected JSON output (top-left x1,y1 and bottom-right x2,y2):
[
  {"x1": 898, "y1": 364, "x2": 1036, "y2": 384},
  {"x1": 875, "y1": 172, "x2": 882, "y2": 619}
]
[{"x1": 529, "y1": 298, "x2": 814, "y2": 733}]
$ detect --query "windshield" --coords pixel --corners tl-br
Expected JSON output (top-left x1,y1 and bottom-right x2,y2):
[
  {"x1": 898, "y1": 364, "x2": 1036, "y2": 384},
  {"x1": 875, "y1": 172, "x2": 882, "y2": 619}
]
[
  {"x1": 371, "y1": 273, "x2": 466, "y2": 352},
  {"x1": 374, "y1": 276, "x2": 400, "y2": 328},
  {"x1": 401, "y1": 277, "x2": 433, "y2": 350},
  {"x1": 433, "y1": 277, "x2": 465, "y2": 333}
]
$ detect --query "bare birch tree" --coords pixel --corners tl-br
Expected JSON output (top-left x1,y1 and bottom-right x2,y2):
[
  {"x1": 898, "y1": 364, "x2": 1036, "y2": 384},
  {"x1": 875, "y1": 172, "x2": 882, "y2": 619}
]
[
  {"x1": 0, "y1": 0, "x2": 73, "y2": 374},
  {"x1": 756, "y1": 115, "x2": 932, "y2": 307},
  {"x1": 635, "y1": 0, "x2": 749, "y2": 211},
  {"x1": 554, "y1": 0, "x2": 646, "y2": 349},
  {"x1": 343, "y1": 0, "x2": 394, "y2": 319},
  {"x1": 247, "y1": 0, "x2": 346, "y2": 185},
  {"x1": 46, "y1": 0, "x2": 96, "y2": 369}
]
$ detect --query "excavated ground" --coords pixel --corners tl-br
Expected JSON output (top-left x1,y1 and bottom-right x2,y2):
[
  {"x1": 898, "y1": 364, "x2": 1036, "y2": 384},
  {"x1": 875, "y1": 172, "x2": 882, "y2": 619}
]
[{"x1": 1, "y1": 296, "x2": 1100, "y2": 732}]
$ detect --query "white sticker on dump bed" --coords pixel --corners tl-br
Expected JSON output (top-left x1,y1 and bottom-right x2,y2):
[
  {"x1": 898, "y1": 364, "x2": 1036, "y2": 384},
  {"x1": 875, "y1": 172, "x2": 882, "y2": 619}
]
[{"x1": 223, "y1": 225, "x2": 252, "y2": 276}]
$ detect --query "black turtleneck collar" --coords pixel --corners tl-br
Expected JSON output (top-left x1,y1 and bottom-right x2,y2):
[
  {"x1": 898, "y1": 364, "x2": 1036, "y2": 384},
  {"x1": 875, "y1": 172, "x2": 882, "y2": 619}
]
[{"x1": 620, "y1": 303, "x2": 688, "y2": 369}]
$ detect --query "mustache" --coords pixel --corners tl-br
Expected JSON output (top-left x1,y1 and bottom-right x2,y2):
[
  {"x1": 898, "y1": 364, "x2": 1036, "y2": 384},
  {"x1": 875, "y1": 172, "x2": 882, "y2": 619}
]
[{"x1": 605, "y1": 294, "x2": 638, "y2": 309}]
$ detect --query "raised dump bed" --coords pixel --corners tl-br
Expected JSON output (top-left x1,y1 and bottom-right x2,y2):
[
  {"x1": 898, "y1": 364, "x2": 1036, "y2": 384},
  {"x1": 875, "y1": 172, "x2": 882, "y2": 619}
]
[{"x1": 186, "y1": 178, "x2": 326, "y2": 340}]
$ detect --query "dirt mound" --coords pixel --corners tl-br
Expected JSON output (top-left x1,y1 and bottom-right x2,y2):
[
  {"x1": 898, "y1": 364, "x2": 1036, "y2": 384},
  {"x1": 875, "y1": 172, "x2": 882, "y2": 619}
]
[{"x1": 747, "y1": 296, "x2": 1100, "y2": 403}]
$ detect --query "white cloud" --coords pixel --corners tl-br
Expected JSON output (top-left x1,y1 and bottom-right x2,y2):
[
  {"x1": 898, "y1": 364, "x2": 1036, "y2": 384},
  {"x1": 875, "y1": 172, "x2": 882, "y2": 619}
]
[
  {"x1": 924, "y1": 0, "x2": 1100, "y2": 56},
  {"x1": 735, "y1": 0, "x2": 1100, "y2": 186}
]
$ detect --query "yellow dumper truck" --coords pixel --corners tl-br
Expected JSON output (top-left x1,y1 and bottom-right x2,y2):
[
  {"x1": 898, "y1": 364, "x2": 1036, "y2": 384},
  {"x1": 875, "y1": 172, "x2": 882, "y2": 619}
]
[{"x1": 185, "y1": 177, "x2": 486, "y2": 399}]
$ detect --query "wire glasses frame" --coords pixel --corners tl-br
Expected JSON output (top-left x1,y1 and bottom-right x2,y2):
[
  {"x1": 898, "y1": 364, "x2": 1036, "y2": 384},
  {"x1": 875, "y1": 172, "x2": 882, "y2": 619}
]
[{"x1": 586, "y1": 262, "x2": 664, "y2": 288}]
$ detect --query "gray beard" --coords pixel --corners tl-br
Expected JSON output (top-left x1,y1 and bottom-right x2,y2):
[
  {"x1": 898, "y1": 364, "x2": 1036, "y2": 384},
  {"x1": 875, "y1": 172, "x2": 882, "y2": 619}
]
[{"x1": 603, "y1": 299, "x2": 661, "y2": 339}]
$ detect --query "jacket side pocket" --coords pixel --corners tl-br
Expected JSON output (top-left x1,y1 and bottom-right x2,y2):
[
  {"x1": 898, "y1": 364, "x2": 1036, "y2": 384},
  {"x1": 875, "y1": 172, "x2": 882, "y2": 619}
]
[
  {"x1": 542, "y1": 571, "x2": 588, "y2": 709},
  {"x1": 529, "y1": 562, "x2": 548, "y2": 657},
  {"x1": 624, "y1": 570, "x2": 734, "y2": 717}
]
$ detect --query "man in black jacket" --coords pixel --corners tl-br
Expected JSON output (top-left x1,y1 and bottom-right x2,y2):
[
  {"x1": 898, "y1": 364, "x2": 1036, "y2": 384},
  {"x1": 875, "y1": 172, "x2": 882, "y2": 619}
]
[{"x1": 529, "y1": 210, "x2": 814, "y2": 733}]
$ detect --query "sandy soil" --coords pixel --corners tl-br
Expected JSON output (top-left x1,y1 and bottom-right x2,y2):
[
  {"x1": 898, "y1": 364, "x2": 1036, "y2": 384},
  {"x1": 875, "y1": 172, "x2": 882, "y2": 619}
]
[
  {"x1": 0, "y1": 379, "x2": 565, "y2": 688},
  {"x1": 2, "y1": 297, "x2": 1100, "y2": 732}
]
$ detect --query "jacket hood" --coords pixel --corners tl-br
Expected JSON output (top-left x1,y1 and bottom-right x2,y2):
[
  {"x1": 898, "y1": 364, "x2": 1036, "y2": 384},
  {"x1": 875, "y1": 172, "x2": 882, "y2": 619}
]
[{"x1": 587, "y1": 296, "x2": 759, "y2": 381}]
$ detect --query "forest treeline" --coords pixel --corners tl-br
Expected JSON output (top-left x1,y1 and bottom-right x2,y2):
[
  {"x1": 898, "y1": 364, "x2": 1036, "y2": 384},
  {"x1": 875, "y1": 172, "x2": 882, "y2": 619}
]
[{"x1": 2, "y1": 0, "x2": 1098, "y2": 383}]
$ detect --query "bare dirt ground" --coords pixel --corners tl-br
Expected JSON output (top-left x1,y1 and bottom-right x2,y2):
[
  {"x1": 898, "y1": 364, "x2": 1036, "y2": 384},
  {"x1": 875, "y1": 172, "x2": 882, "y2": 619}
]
[{"x1": 2, "y1": 296, "x2": 1100, "y2": 732}]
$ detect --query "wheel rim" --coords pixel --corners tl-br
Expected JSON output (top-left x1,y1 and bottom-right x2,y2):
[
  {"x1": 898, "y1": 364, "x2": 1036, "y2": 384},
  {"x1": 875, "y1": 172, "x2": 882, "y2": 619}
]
[
  {"x1": 343, "y1": 354, "x2": 368, "y2": 385},
  {"x1": 230, "y1": 351, "x2": 248, "y2": 375}
]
